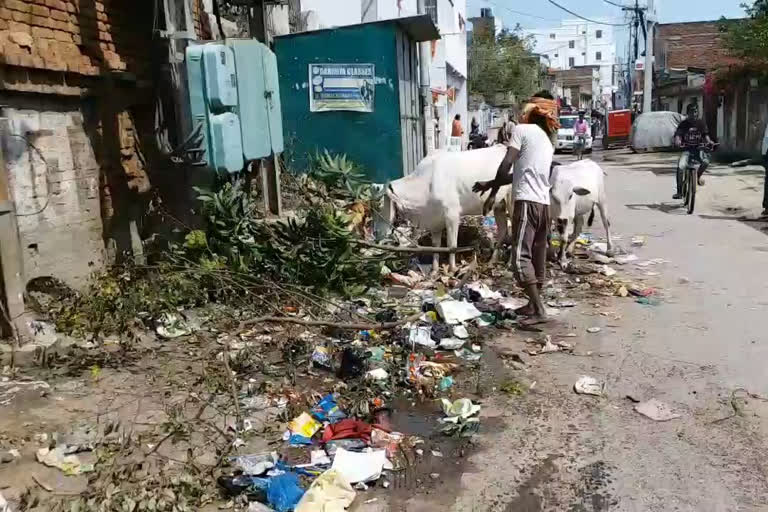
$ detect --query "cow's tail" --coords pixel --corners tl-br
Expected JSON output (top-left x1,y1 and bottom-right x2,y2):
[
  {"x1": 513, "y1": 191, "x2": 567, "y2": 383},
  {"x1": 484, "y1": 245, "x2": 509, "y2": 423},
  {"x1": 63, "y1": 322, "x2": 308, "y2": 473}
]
[{"x1": 587, "y1": 205, "x2": 596, "y2": 227}]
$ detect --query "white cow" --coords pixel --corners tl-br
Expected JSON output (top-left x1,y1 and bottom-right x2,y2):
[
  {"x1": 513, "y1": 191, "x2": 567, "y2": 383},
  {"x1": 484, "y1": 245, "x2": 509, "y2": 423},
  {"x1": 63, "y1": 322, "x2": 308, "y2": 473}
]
[
  {"x1": 549, "y1": 159, "x2": 613, "y2": 267},
  {"x1": 377, "y1": 145, "x2": 512, "y2": 272}
]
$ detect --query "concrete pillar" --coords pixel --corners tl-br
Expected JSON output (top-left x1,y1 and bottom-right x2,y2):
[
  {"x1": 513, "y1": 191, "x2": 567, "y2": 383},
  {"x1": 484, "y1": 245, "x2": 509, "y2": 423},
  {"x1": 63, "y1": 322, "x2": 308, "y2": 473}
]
[{"x1": 0, "y1": 119, "x2": 29, "y2": 342}]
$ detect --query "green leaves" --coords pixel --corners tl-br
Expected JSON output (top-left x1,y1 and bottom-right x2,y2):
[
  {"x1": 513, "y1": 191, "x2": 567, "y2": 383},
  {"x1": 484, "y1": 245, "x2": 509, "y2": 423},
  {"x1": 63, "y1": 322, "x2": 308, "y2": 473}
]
[
  {"x1": 721, "y1": 1, "x2": 768, "y2": 63},
  {"x1": 469, "y1": 27, "x2": 541, "y2": 104}
]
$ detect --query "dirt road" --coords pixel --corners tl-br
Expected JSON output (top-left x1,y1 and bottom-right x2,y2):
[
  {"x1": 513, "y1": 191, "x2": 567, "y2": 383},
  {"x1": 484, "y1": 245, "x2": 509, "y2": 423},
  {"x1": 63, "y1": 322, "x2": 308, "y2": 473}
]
[{"x1": 385, "y1": 149, "x2": 768, "y2": 511}]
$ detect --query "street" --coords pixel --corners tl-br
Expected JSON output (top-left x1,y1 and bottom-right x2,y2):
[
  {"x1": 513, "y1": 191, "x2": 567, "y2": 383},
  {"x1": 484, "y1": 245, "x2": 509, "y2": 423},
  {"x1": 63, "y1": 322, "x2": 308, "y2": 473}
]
[{"x1": 384, "y1": 148, "x2": 768, "y2": 512}]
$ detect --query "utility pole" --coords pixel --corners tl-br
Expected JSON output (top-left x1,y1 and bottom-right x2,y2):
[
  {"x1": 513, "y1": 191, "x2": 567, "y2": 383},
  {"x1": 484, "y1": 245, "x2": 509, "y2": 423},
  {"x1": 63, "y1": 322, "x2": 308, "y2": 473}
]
[
  {"x1": 417, "y1": 0, "x2": 435, "y2": 155},
  {"x1": 642, "y1": 0, "x2": 655, "y2": 113}
]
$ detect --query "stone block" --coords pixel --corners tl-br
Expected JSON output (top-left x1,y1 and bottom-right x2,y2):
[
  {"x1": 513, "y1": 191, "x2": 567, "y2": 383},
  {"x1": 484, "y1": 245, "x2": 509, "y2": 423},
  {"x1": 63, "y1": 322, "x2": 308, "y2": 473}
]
[
  {"x1": 45, "y1": 0, "x2": 68, "y2": 11},
  {"x1": 8, "y1": 31, "x2": 32, "y2": 47},
  {"x1": 30, "y1": 14, "x2": 54, "y2": 28},
  {"x1": 53, "y1": 30, "x2": 72, "y2": 42},
  {"x1": 8, "y1": 21, "x2": 30, "y2": 33},
  {"x1": 5, "y1": 0, "x2": 30, "y2": 13},
  {"x1": 50, "y1": 9, "x2": 68, "y2": 22},
  {"x1": 11, "y1": 10, "x2": 30, "y2": 23},
  {"x1": 30, "y1": 26, "x2": 53, "y2": 39},
  {"x1": 30, "y1": 4, "x2": 49, "y2": 17}
]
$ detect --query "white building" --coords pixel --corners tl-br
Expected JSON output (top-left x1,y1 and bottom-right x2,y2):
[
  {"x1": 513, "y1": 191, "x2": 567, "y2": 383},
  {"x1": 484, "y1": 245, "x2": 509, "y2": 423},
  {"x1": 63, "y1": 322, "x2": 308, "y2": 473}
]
[
  {"x1": 297, "y1": 0, "x2": 468, "y2": 150},
  {"x1": 524, "y1": 20, "x2": 617, "y2": 109}
]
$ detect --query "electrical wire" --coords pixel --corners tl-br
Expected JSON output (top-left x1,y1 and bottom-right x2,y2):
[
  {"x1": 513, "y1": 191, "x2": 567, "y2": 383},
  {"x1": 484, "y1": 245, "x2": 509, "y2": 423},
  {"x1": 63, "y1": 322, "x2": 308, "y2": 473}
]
[
  {"x1": 480, "y1": 0, "x2": 560, "y2": 22},
  {"x1": 602, "y1": 0, "x2": 631, "y2": 8},
  {"x1": 546, "y1": 0, "x2": 629, "y2": 26},
  {"x1": 4, "y1": 134, "x2": 52, "y2": 217}
]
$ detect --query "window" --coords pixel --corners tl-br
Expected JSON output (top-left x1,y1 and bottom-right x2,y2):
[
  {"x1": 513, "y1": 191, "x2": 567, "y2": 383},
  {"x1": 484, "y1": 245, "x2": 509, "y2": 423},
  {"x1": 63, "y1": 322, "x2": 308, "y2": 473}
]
[
  {"x1": 550, "y1": 33, "x2": 556, "y2": 39},
  {"x1": 568, "y1": 57, "x2": 575, "y2": 67},
  {"x1": 596, "y1": 51, "x2": 602, "y2": 61},
  {"x1": 424, "y1": 0, "x2": 437, "y2": 25},
  {"x1": 596, "y1": 30, "x2": 603, "y2": 39},
  {"x1": 569, "y1": 40, "x2": 575, "y2": 48},
  {"x1": 554, "y1": 53, "x2": 559, "y2": 57}
]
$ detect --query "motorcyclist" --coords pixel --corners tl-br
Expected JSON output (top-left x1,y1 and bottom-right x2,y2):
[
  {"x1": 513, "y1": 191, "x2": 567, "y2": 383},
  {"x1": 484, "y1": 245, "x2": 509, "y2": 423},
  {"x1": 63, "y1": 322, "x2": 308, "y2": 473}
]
[
  {"x1": 470, "y1": 116, "x2": 480, "y2": 135},
  {"x1": 673, "y1": 104, "x2": 712, "y2": 199}
]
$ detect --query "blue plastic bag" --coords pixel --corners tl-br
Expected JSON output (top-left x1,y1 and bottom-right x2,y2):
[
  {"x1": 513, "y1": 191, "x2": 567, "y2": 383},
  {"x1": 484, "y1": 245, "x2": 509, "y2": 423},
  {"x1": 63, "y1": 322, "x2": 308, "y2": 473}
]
[
  {"x1": 310, "y1": 394, "x2": 346, "y2": 423},
  {"x1": 266, "y1": 472, "x2": 305, "y2": 512}
]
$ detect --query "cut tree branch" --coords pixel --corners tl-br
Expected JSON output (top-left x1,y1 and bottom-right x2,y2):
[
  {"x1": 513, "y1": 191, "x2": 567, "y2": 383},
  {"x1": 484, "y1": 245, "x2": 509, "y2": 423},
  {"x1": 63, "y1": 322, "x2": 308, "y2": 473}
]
[
  {"x1": 357, "y1": 241, "x2": 476, "y2": 254},
  {"x1": 240, "y1": 312, "x2": 423, "y2": 330}
]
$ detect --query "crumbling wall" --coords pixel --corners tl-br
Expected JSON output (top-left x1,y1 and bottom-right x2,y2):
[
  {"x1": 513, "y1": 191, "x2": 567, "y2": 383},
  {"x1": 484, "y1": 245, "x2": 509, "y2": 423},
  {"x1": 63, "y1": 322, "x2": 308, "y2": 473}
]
[{"x1": 1, "y1": 97, "x2": 105, "y2": 288}]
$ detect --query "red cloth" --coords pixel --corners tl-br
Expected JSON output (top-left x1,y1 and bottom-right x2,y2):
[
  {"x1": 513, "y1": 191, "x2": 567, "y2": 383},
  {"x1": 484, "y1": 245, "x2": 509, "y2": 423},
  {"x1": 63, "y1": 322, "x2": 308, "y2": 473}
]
[{"x1": 322, "y1": 419, "x2": 389, "y2": 444}]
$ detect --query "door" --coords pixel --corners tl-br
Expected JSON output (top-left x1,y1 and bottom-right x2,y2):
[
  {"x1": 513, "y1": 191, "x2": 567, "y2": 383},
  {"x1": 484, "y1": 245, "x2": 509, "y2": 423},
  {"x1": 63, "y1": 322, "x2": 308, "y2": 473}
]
[{"x1": 396, "y1": 30, "x2": 423, "y2": 175}]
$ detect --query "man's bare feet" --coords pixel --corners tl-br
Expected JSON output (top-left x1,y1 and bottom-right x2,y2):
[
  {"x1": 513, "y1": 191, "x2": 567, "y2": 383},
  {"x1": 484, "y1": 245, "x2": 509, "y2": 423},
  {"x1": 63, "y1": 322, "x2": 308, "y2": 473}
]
[
  {"x1": 519, "y1": 314, "x2": 551, "y2": 326},
  {"x1": 515, "y1": 303, "x2": 536, "y2": 316}
]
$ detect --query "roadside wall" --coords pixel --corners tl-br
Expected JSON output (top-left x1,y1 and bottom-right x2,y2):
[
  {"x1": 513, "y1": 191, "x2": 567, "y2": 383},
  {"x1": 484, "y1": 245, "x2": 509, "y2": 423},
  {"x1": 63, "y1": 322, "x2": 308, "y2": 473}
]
[
  {"x1": 0, "y1": 0, "x2": 207, "y2": 289},
  {"x1": 717, "y1": 79, "x2": 768, "y2": 158}
]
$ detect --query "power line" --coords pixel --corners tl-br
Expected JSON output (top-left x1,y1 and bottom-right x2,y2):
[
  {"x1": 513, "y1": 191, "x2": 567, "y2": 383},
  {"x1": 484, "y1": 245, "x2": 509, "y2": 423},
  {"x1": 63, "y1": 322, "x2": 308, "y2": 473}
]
[
  {"x1": 602, "y1": 0, "x2": 631, "y2": 8},
  {"x1": 546, "y1": 0, "x2": 629, "y2": 26},
  {"x1": 480, "y1": 0, "x2": 560, "y2": 22}
]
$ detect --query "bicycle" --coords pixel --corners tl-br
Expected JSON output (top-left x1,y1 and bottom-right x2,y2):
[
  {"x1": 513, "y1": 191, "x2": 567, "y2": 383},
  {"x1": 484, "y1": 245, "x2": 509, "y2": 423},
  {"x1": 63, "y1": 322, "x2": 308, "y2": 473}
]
[
  {"x1": 574, "y1": 134, "x2": 587, "y2": 161},
  {"x1": 679, "y1": 141, "x2": 718, "y2": 215}
]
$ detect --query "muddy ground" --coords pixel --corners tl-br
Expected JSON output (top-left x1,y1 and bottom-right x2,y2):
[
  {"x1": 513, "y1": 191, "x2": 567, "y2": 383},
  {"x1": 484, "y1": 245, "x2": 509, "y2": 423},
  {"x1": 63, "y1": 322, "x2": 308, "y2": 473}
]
[{"x1": 3, "y1": 148, "x2": 768, "y2": 512}]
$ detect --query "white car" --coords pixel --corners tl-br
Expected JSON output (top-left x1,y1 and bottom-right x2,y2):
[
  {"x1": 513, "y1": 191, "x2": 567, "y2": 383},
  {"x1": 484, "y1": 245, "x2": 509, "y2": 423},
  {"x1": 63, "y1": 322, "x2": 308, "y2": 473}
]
[{"x1": 556, "y1": 116, "x2": 593, "y2": 153}]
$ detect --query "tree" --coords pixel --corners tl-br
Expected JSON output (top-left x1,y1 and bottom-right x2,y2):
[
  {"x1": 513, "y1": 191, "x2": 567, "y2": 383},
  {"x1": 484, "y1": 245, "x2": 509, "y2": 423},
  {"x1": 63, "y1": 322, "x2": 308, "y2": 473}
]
[
  {"x1": 468, "y1": 26, "x2": 543, "y2": 104},
  {"x1": 721, "y1": 1, "x2": 768, "y2": 62}
]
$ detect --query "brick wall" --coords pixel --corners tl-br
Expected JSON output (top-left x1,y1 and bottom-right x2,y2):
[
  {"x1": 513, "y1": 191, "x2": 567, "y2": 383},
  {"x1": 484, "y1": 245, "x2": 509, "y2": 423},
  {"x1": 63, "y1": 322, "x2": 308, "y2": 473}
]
[
  {"x1": 655, "y1": 21, "x2": 742, "y2": 71},
  {"x1": 0, "y1": 0, "x2": 155, "y2": 78},
  {"x1": 0, "y1": 0, "x2": 209, "y2": 289}
]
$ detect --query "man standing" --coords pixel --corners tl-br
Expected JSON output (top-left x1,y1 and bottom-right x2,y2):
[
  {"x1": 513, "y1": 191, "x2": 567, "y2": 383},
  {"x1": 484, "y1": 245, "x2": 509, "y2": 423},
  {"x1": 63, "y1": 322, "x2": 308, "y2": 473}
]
[
  {"x1": 452, "y1": 114, "x2": 464, "y2": 137},
  {"x1": 473, "y1": 91, "x2": 559, "y2": 325}
]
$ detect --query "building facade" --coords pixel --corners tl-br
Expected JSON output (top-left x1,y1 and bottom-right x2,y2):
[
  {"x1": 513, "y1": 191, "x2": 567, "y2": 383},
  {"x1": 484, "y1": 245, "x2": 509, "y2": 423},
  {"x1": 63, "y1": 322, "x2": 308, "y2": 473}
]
[
  {"x1": 554, "y1": 67, "x2": 601, "y2": 110},
  {"x1": 297, "y1": 0, "x2": 468, "y2": 151},
  {"x1": 653, "y1": 20, "x2": 761, "y2": 156},
  {"x1": 524, "y1": 20, "x2": 616, "y2": 108},
  {"x1": 467, "y1": 7, "x2": 502, "y2": 40}
]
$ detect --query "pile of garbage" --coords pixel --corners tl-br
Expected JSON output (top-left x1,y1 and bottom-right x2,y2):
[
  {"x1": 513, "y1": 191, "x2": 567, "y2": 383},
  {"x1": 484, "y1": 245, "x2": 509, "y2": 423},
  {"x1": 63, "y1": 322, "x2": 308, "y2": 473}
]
[{"x1": 214, "y1": 278, "x2": 527, "y2": 510}]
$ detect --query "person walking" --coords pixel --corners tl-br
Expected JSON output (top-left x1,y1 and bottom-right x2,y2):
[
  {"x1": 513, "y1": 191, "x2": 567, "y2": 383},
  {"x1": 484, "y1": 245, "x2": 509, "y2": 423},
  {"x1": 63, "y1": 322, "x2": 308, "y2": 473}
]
[{"x1": 472, "y1": 91, "x2": 560, "y2": 325}]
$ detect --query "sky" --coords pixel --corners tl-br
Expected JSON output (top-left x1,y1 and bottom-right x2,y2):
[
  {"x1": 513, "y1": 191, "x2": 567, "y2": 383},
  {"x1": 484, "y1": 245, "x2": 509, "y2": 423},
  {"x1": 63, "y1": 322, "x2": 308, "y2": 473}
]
[{"x1": 467, "y1": 0, "x2": 749, "y2": 58}]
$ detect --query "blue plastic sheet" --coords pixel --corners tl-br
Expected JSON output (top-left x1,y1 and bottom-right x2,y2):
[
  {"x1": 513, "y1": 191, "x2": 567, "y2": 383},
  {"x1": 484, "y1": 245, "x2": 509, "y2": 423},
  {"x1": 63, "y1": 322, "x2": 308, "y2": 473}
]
[{"x1": 266, "y1": 472, "x2": 305, "y2": 512}]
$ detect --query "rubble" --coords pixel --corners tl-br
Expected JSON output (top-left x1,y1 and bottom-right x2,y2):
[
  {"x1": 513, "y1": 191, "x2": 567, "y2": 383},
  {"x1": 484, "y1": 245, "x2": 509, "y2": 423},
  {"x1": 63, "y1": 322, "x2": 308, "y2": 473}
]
[
  {"x1": 574, "y1": 376, "x2": 606, "y2": 396},
  {"x1": 634, "y1": 399, "x2": 681, "y2": 421},
  {"x1": 2, "y1": 160, "x2": 675, "y2": 512}
]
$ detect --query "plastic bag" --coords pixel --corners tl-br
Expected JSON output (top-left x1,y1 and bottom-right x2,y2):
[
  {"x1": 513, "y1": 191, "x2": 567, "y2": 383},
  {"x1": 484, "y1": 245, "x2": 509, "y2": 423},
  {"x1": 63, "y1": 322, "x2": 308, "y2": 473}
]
[
  {"x1": 295, "y1": 469, "x2": 355, "y2": 512},
  {"x1": 267, "y1": 472, "x2": 305, "y2": 512},
  {"x1": 289, "y1": 412, "x2": 322, "y2": 438},
  {"x1": 311, "y1": 394, "x2": 346, "y2": 423}
]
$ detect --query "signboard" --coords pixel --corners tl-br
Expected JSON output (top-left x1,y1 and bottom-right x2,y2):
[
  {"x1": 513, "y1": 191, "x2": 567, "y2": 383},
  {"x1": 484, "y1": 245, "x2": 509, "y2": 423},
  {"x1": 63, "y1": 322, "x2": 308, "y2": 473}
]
[{"x1": 309, "y1": 63, "x2": 375, "y2": 112}]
